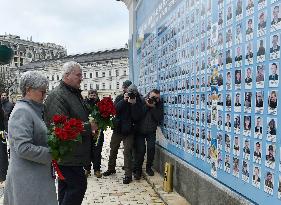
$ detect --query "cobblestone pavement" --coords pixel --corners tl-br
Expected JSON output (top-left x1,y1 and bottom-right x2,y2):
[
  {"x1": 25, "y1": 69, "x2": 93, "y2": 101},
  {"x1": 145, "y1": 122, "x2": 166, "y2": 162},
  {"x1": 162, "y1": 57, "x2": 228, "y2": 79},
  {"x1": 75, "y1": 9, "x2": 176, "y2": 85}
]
[{"x1": 0, "y1": 130, "x2": 165, "y2": 205}]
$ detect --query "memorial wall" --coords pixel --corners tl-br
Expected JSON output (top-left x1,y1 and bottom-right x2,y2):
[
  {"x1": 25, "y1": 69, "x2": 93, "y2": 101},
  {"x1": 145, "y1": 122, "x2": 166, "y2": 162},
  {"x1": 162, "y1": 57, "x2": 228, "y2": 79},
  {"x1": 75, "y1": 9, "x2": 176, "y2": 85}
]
[{"x1": 134, "y1": 0, "x2": 281, "y2": 204}]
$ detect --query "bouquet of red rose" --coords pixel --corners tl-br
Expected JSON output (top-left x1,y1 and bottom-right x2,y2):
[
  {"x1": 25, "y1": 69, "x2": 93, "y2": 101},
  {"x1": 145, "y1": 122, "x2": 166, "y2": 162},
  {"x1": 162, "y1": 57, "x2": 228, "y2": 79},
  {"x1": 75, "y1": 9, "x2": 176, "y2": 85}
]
[
  {"x1": 89, "y1": 97, "x2": 116, "y2": 140},
  {"x1": 48, "y1": 114, "x2": 84, "y2": 180}
]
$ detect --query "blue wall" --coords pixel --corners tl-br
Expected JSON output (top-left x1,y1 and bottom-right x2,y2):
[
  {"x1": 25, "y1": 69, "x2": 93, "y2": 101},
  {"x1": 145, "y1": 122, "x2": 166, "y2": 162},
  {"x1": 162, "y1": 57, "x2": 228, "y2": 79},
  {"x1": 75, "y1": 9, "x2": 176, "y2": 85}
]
[{"x1": 133, "y1": 0, "x2": 281, "y2": 204}]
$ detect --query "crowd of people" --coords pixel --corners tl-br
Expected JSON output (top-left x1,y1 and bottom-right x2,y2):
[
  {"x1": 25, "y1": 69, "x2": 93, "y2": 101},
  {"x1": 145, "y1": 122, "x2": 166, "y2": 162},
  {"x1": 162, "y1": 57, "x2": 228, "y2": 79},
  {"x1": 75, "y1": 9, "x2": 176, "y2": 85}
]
[{"x1": 0, "y1": 61, "x2": 163, "y2": 205}]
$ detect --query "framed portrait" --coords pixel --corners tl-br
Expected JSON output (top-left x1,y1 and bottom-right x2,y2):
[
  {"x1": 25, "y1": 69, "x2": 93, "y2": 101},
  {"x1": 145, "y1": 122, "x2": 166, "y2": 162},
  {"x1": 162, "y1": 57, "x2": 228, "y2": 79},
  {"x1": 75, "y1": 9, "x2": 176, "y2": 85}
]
[
  {"x1": 268, "y1": 90, "x2": 278, "y2": 115},
  {"x1": 244, "y1": 92, "x2": 252, "y2": 113},
  {"x1": 264, "y1": 171, "x2": 274, "y2": 195},
  {"x1": 269, "y1": 62, "x2": 279, "y2": 87},
  {"x1": 226, "y1": 4, "x2": 233, "y2": 26},
  {"x1": 245, "y1": 17, "x2": 254, "y2": 41},
  {"x1": 271, "y1": 4, "x2": 281, "y2": 32},
  {"x1": 235, "y1": 23, "x2": 243, "y2": 45},
  {"x1": 235, "y1": 0, "x2": 243, "y2": 21},
  {"x1": 235, "y1": 46, "x2": 242, "y2": 67},
  {"x1": 226, "y1": 71, "x2": 232, "y2": 90},
  {"x1": 258, "y1": 11, "x2": 267, "y2": 37},
  {"x1": 270, "y1": 34, "x2": 281, "y2": 60},
  {"x1": 233, "y1": 157, "x2": 240, "y2": 178},
  {"x1": 252, "y1": 166, "x2": 261, "y2": 189},
  {"x1": 246, "y1": 0, "x2": 254, "y2": 16},
  {"x1": 233, "y1": 136, "x2": 240, "y2": 156},
  {"x1": 224, "y1": 154, "x2": 231, "y2": 173},
  {"x1": 255, "y1": 90, "x2": 264, "y2": 114},
  {"x1": 265, "y1": 143, "x2": 276, "y2": 169},
  {"x1": 226, "y1": 27, "x2": 233, "y2": 48},
  {"x1": 218, "y1": 11, "x2": 224, "y2": 30},
  {"x1": 243, "y1": 116, "x2": 251, "y2": 136},
  {"x1": 257, "y1": 38, "x2": 266, "y2": 62},
  {"x1": 256, "y1": 64, "x2": 265, "y2": 88},
  {"x1": 245, "y1": 41, "x2": 254, "y2": 65},
  {"x1": 225, "y1": 92, "x2": 232, "y2": 111},
  {"x1": 267, "y1": 117, "x2": 277, "y2": 142},
  {"x1": 243, "y1": 139, "x2": 251, "y2": 161},
  {"x1": 245, "y1": 67, "x2": 253, "y2": 89},
  {"x1": 234, "y1": 114, "x2": 241, "y2": 134},
  {"x1": 235, "y1": 69, "x2": 242, "y2": 89},
  {"x1": 242, "y1": 160, "x2": 250, "y2": 183},
  {"x1": 254, "y1": 116, "x2": 263, "y2": 139},
  {"x1": 225, "y1": 134, "x2": 231, "y2": 153},
  {"x1": 217, "y1": 112, "x2": 223, "y2": 130},
  {"x1": 253, "y1": 141, "x2": 262, "y2": 164},
  {"x1": 234, "y1": 92, "x2": 242, "y2": 112}
]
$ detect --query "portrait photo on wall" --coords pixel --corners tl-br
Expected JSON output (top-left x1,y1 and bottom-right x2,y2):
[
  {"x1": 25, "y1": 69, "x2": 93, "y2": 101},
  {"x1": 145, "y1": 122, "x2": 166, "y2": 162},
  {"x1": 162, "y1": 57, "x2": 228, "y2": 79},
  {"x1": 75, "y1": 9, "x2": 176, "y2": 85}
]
[
  {"x1": 226, "y1": 4, "x2": 233, "y2": 26},
  {"x1": 242, "y1": 160, "x2": 250, "y2": 183},
  {"x1": 258, "y1": 0, "x2": 266, "y2": 10},
  {"x1": 225, "y1": 49, "x2": 232, "y2": 68},
  {"x1": 245, "y1": 67, "x2": 253, "y2": 89},
  {"x1": 246, "y1": 18, "x2": 254, "y2": 41},
  {"x1": 245, "y1": 42, "x2": 254, "y2": 65},
  {"x1": 243, "y1": 116, "x2": 251, "y2": 136},
  {"x1": 235, "y1": 24, "x2": 243, "y2": 45},
  {"x1": 278, "y1": 175, "x2": 281, "y2": 199},
  {"x1": 233, "y1": 136, "x2": 240, "y2": 156},
  {"x1": 225, "y1": 134, "x2": 231, "y2": 153},
  {"x1": 218, "y1": 73, "x2": 223, "y2": 91},
  {"x1": 224, "y1": 154, "x2": 231, "y2": 173},
  {"x1": 255, "y1": 116, "x2": 263, "y2": 139},
  {"x1": 270, "y1": 34, "x2": 280, "y2": 60},
  {"x1": 271, "y1": 4, "x2": 281, "y2": 32},
  {"x1": 234, "y1": 114, "x2": 241, "y2": 134},
  {"x1": 226, "y1": 27, "x2": 233, "y2": 48},
  {"x1": 269, "y1": 62, "x2": 279, "y2": 87},
  {"x1": 235, "y1": 46, "x2": 242, "y2": 67},
  {"x1": 254, "y1": 141, "x2": 262, "y2": 164},
  {"x1": 267, "y1": 117, "x2": 277, "y2": 142},
  {"x1": 226, "y1": 71, "x2": 232, "y2": 90},
  {"x1": 243, "y1": 138, "x2": 251, "y2": 160},
  {"x1": 268, "y1": 90, "x2": 278, "y2": 115},
  {"x1": 256, "y1": 64, "x2": 265, "y2": 88},
  {"x1": 255, "y1": 90, "x2": 264, "y2": 113},
  {"x1": 252, "y1": 165, "x2": 261, "y2": 189},
  {"x1": 246, "y1": 0, "x2": 254, "y2": 16},
  {"x1": 236, "y1": 0, "x2": 243, "y2": 21},
  {"x1": 244, "y1": 92, "x2": 252, "y2": 113},
  {"x1": 235, "y1": 69, "x2": 242, "y2": 89},
  {"x1": 257, "y1": 38, "x2": 266, "y2": 62},
  {"x1": 264, "y1": 171, "x2": 274, "y2": 195},
  {"x1": 218, "y1": 11, "x2": 224, "y2": 29},
  {"x1": 258, "y1": 10, "x2": 267, "y2": 37},
  {"x1": 265, "y1": 143, "x2": 276, "y2": 169},
  {"x1": 225, "y1": 92, "x2": 232, "y2": 111},
  {"x1": 217, "y1": 112, "x2": 223, "y2": 130},
  {"x1": 233, "y1": 157, "x2": 240, "y2": 178}
]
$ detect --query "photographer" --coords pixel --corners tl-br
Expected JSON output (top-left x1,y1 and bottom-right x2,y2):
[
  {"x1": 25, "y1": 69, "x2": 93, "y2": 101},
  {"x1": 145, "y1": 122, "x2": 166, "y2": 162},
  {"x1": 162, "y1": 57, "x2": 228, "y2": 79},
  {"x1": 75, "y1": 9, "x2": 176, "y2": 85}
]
[
  {"x1": 103, "y1": 81, "x2": 144, "y2": 184},
  {"x1": 134, "y1": 89, "x2": 163, "y2": 179}
]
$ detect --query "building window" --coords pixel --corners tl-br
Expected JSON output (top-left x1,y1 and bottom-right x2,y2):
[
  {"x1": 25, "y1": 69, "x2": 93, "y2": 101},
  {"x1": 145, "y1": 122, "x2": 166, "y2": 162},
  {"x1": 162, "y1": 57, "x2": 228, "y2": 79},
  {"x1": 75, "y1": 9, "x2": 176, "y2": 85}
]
[
  {"x1": 96, "y1": 84, "x2": 99, "y2": 90},
  {"x1": 123, "y1": 70, "x2": 127, "y2": 76},
  {"x1": 102, "y1": 83, "x2": 105, "y2": 90},
  {"x1": 90, "y1": 84, "x2": 93, "y2": 89},
  {"x1": 90, "y1": 73, "x2": 92, "y2": 78},
  {"x1": 116, "y1": 82, "x2": 120, "y2": 89},
  {"x1": 96, "y1": 72, "x2": 98, "y2": 77},
  {"x1": 109, "y1": 71, "x2": 111, "y2": 76},
  {"x1": 84, "y1": 73, "x2": 86, "y2": 78},
  {"x1": 109, "y1": 84, "x2": 112, "y2": 89},
  {"x1": 116, "y1": 70, "x2": 119, "y2": 76},
  {"x1": 84, "y1": 84, "x2": 87, "y2": 90},
  {"x1": 102, "y1": 72, "x2": 105, "y2": 77},
  {"x1": 57, "y1": 75, "x2": 59, "y2": 80},
  {"x1": 52, "y1": 75, "x2": 54, "y2": 81}
]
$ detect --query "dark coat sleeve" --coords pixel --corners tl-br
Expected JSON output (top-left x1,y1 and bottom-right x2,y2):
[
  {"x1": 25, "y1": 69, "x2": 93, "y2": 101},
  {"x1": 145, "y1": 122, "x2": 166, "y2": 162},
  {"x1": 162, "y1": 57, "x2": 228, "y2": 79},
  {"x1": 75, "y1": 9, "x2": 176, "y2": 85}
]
[{"x1": 150, "y1": 101, "x2": 164, "y2": 124}]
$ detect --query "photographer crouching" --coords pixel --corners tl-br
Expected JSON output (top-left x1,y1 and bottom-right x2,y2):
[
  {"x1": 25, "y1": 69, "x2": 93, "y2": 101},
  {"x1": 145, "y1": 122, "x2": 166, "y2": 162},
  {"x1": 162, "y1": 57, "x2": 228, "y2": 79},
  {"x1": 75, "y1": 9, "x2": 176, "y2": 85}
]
[
  {"x1": 134, "y1": 89, "x2": 163, "y2": 179},
  {"x1": 103, "y1": 81, "x2": 144, "y2": 184}
]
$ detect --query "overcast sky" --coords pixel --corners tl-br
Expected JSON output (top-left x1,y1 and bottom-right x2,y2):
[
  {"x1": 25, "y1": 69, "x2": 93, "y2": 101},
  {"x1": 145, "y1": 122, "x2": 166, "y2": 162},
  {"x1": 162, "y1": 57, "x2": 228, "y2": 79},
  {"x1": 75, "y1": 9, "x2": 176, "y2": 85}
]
[{"x1": 0, "y1": 0, "x2": 129, "y2": 54}]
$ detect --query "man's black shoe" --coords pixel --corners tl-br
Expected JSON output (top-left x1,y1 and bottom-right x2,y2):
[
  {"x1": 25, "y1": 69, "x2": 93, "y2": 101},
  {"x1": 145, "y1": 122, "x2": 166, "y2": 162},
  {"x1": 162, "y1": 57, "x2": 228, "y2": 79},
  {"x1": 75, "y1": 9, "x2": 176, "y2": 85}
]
[
  {"x1": 146, "y1": 168, "x2": 154, "y2": 176},
  {"x1": 133, "y1": 171, "x2": 142, "y2": 180},
  {"x1": 123, "y1": 176, "x2": 132, "y2": 184},
  {"x1": 103, "y1": 170, "x2": 116, "y2": 176}
]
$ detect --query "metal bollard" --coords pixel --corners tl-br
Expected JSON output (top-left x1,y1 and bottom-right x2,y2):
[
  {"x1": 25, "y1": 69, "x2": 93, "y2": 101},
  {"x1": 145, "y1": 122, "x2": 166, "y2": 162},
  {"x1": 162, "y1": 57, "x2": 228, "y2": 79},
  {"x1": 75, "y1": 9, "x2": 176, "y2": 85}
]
[{"x1": 163, "y1": 162, "x2": 173, "y2": 192}]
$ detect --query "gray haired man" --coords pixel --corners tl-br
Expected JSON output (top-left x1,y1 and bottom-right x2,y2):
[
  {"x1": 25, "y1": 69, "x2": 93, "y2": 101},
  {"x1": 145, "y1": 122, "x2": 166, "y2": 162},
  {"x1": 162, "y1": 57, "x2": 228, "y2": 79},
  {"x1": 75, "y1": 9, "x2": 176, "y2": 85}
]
[{"x1": 44, "y1": 61, "x2": 97, "y2": 205}]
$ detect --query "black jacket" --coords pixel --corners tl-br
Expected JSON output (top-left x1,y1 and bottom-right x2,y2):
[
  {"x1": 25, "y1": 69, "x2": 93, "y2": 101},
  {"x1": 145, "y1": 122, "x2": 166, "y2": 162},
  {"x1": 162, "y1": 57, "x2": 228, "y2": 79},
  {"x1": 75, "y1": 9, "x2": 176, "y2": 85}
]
[
  {"x1": 44, "y1": 81, "x2": 92, "y2": 166},
  {"x1": 113, "y1": 93, "x2": 144, "y2": 136},
  {"x1": 138, "y1": 99, "x2": 164, "y2": 135},
  {"x1": 1, "y1": 99, "x2": 14, "y2": 131}
]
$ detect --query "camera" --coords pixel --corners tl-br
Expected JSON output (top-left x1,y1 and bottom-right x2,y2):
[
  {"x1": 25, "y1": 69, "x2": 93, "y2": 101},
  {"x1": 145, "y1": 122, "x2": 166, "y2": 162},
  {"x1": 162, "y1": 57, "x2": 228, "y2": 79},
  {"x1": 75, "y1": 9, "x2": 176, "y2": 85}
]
[
  {"x1": 128, "y1": 92, "x2": 136, "y2": 99},
  {"x1": 147, "y1": 96, "x2": 157, "y2": 104}
]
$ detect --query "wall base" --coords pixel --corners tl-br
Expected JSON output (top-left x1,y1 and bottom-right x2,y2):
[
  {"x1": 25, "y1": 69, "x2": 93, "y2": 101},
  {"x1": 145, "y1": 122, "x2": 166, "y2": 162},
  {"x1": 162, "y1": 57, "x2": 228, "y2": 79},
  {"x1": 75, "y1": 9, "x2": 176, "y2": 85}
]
[{"x1": 154, "y1": 145, "x2": 254, "y2": 205}]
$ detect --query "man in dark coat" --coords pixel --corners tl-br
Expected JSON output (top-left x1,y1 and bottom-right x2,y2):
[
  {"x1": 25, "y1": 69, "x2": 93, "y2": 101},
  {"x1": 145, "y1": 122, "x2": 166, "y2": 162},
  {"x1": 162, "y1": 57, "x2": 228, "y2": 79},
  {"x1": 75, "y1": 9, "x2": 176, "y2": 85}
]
[
  {"x1": 1, "y1": 92, "x2": 14, "y2": 131},
  {"x1": 0, "y1": 102, "x2": 8, "y2": 182},
  {"x1": 103, "y1": 81, "x2": 144, "y2": 184},
  {"x1": 134, "y1": 89, "x2": 163, "y2": 179},
  {"x1": 44, "y1": 61, "x2": 97, "y2": 205},
  {"x1": 84, "y1": 89, "x2": 103, "y2": 178}
]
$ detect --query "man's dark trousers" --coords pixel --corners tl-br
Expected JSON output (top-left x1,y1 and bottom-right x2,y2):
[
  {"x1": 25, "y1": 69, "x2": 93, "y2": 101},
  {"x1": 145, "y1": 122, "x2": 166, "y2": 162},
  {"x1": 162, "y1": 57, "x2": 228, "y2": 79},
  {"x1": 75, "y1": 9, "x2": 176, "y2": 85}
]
[
  {"x1": 58, "y1": 166, "x2": 87, "y2": 205},
  {"x1": 135, "y1": 132, "x2": 156, "y2": 172}
]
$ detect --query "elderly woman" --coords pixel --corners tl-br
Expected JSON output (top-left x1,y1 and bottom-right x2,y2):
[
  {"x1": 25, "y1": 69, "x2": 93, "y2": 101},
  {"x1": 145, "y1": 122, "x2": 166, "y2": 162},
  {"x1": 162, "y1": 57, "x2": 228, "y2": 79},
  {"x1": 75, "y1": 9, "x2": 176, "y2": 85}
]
[{"x1": 4, "y1": 71, "x2": 57, "y2": 205}]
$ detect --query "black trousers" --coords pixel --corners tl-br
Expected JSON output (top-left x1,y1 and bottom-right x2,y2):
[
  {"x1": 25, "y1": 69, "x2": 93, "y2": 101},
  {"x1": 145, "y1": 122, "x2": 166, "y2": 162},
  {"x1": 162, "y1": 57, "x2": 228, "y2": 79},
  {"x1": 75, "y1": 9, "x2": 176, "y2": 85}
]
[
  {"x1": 85, "y1": 131, "x2": 104, "y2": 172},
  {"x1": 58, "y1": 166, "x2": 87, "y2": 205},
  {"x1": 134, "y1": 132, "x2": 156, "y2": 172},
  {"x1": 0, "y1": 141, "x2": 8, "y2": 181}
]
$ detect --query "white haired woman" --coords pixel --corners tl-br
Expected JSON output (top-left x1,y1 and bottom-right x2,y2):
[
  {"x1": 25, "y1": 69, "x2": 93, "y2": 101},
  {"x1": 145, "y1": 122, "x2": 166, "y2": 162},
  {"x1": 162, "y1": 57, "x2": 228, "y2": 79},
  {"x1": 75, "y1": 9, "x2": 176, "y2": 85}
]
[{"x1": 4, "y1": 71, "x2": 57, "y2": 205}]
